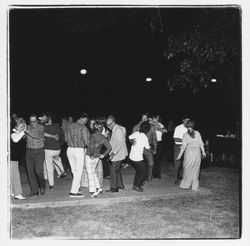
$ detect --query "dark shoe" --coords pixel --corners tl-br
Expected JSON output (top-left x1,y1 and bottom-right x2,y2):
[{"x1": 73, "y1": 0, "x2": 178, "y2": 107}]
[
  {"x1": 40, "y1": 188, "x2": 45, "y2": 195},
  {"x1": 59, "y1": 172, "x2": 67, "y2": 179},
  {"x1": 26, "y1": 192, "x2": 39, "y2": 197},
  {"x1": 153, "y1": 175, "x2": 161, "y2": 179},
  {"x1": 133, "y1": 186, "x2": 143, "y2": 192},
  {"x1": 106, "y1": 188, "x2": 119, "y2": 193},
  {"x1": 118, "y1": 186, "x2": 124, "y2": 189},
  {"x1": 69, "y1": 192, "x2": 84, "y2": 198},
  {"x1": 49, "y1": 185, "x2": 54, "y2": 190}
]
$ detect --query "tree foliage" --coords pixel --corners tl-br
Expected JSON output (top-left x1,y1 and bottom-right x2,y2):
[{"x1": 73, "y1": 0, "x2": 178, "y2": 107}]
[{"x1": 166, "y1": 8, "x2": 240, "y2": 92}]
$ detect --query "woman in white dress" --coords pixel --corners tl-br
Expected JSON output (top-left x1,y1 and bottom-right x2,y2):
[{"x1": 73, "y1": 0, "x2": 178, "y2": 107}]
[{"x1": 176, "y1": 120, "x2": 206, "y2": 190}]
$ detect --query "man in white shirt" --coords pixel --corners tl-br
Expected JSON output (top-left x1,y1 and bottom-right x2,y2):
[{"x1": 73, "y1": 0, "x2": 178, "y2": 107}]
[{"x1": 173, "y1": 117, "x2": 190, "y2": 184}]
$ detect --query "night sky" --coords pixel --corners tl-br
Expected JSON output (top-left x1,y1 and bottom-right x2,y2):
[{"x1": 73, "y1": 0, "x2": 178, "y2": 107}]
[{"x1": 9, "y1": 7, "x2": 241, "y2": 136}]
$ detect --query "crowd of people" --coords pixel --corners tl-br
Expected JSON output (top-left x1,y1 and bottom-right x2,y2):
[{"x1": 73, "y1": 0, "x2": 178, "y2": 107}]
[{"x1": 9, "y1": 111, "x2": 206, "y2": 200}]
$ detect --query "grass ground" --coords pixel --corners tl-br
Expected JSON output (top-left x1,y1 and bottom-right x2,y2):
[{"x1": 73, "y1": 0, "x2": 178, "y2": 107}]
[{"x1": 10, "y1": 166, "x2": 240, "y2": 239}]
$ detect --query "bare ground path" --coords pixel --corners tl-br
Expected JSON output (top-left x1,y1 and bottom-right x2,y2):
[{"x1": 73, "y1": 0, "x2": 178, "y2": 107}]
[{"x1": 10, "y1": 160, "x2": 240, "y2": 239}]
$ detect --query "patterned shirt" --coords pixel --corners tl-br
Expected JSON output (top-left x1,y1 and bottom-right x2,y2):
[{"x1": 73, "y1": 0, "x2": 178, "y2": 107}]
[
  {"x1": 26, "y1": 124, "x2": 45, "y2": 149},
  {"x1": 67, "y1": 122, "x2": 90, "y2": 148},
  {"x1": 86, "y1": 131, "x2": 112, "y2": 158}
]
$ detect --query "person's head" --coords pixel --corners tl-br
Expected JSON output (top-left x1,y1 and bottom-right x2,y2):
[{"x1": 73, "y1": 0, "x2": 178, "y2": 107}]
[
  {"x1": 141, "y1": 113, "x2": 149, "y2": 122},
  {"x1": 152, "y1": 114, "x2": 162, "y2": 122},
  {"x1": 11, "y1": 113, "x2": 18, "y2": 121},
  {"x1": 139, "y1": 121, "x2": 151, "y2": 135},
  {"x1": 68, "y1": 116, "x2": 73, "y2": 123},
  {"x1": 182, "y1": 117, "x2": 190, "y2": 127},
  {"x1": 89, "y1": 118, "x2": 96, "y2": 130},
  {"x1": 77, "y1": 113, "x2": 89, "y2": 125},
  {"x1": 106, "y1": 115, "x2": 116, "y2": 130},
  {"x1": 95, "y1": 121, "x2": 104, "y2": 133},
  {"x1": 29, "y1": 114, "x2": 38, "y2": 127},
  {"x1": 186, "y1": 119, "x2": 195, "y2": 138},
  {"x1": 15, "y1": 118, "x2": 26, "y2": 132}
]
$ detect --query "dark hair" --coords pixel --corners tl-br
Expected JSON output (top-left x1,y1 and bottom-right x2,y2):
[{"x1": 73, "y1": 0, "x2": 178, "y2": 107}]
[
  {"x1": 139, "y1": 121, "x2": 151, "y2": 134},
  {"x1": 96, "y1": 116, "x2": 107, "y2": 125},
  {"x1": 77, "y1": 113, "x2": 89, "y2": 121},
  {"x1": 186, "y1": 119, "x2": 195, "y2": 138},
  {"x1": 153, "y1": 114, "x2": 162, "y2": 122},
  {"x1": 141, "y1": 113, "x2": 149, "y2": 118},
  {"x1": 15, "y1": 117, "x2": 26, "y2": 126},
  {"x1": 29, "y1": 113, "x2": 37, "y2": 118}
]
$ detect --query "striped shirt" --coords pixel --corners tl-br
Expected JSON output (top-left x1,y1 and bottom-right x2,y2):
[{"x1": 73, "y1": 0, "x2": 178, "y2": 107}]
[{"x1": 67, "y1": 122, "x2": 90, "y2": 148}]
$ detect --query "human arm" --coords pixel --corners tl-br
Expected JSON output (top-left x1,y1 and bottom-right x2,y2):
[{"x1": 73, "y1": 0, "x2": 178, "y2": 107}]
[
  {"x1": 100, "y1": 137, "x2": 112, "y2": 158},
  {"x1": 155, "y1": 122, "x2": 167, "y2": 133},
  {"x1": 128, "y1": 132, "x2": 137, "y2": 145},
  {"x1": 109, "y1": 128, "x2": 125, "y2": 159},
  {"x1": 11, "y1": 131, "x2": 25, "y2": 143},
  {"x1": 88, "y1": 135, "x2": 96, "y2": 158},
  {"x1": 173, "y1": 126, "x2": 182, "y2": 144},
  {"x1": 82, "y1": 127, "x2": 90, "y2": 147},
  {"x1": 44, "y1": 132, "x2": 60, "y2": 141},
  {"x1": 197, "y1": 131, "x2": 206, "y2": 156},
  {"x1": 176, "y1": 134, "x2": 188, "y2": 160}
]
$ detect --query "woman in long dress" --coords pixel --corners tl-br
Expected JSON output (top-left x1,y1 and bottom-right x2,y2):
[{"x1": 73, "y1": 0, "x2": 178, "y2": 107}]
[{"x1": 176, "y1": 120, "x2": 206, "y2": 190}]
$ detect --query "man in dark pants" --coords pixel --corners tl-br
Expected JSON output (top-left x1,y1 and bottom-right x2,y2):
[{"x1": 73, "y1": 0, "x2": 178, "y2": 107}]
[
  {"x1": 106, "y1": 115, "x2": 128, "y2": 192},
  {"x1": 173, "y1": 117, "x2": 189, "y2": 184},
  {"x1": 25, "y1": 114, "x2": 58, "y2": 196},
  {"x1": 151, "y1": 115, "x2": 168, "y2": 179}
]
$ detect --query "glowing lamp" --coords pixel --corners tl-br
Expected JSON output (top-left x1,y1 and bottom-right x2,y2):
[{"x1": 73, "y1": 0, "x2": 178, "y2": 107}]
[
  {"x1": 80, "y1": 69, "x2": 87, "y2": 75},
  {"x1": 146, "y1": 77, "x2": 152, "y2": 82}
]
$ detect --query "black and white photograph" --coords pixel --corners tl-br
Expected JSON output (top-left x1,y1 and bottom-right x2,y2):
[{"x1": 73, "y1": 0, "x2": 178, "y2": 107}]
[{"x1": 1, "y1": 0, "x2": 249, "y2": 242}]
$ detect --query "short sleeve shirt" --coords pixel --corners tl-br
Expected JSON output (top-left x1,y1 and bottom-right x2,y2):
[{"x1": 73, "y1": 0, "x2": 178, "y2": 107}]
[
  {"x1": 173, "y1": 124, "x2": 188, "y2": 144},
  {"x1": 129, "y1": 132, "x2": 150, "y2": 161}
]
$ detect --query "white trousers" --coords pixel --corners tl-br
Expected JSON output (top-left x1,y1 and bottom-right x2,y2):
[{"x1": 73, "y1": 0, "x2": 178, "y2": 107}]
[
  {"x1": 44, "y1": 153, "x2": 64, "y2": 180},
  {"x1": 67, "y1": 147, "x2": 85, "y2": 194},
  {"x1": 44, "y1": 149, "x2": 64, "y2": 186},
  {"x1": 85, "y1": 155, "x2": 101, "y2": 193},
  {"x1": 10, "y1": 161, "x2": 23, "y2": 196}
]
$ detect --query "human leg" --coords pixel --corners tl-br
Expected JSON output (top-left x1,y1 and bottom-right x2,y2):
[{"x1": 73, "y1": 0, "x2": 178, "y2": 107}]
[
  {"x1": 26, "y1": 149, "x2": 39, "y2": 194},
  {"x1": 34, "y1": 149, "x2": 46, "y2": 192},
  {"x1": 174, "y1": 145, "x2": 182, "y2": 182},
  {"x1": 45, "y1": 149, "x2": 55, "y2": 186},
  {"x1": 69, "y1": 148, "x2": 85, "y2": 194},
  {"x1": 10, "y1": 161, "x2": 23, "y2": 196},
  {"x1": 153, "y1": 141, "x2": 163, "y2": 179}
]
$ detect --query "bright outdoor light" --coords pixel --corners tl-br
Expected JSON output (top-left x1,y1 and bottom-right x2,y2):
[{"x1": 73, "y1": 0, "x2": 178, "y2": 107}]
[
  {"x1": 146, "y1": 77, "x2": 152, "y2": 82},
  {"x1": 211, "y1": 78, "x2": 217, "y2": 83},
  {"x1": 80, "y1": 69, "x2": 87, "y2": 75}
]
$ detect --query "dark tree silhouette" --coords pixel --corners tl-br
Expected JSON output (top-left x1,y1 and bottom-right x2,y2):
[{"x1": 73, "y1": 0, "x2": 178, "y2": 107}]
[{"x1": 166, "y1": 8, "x2": 240, "y2": 92}]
